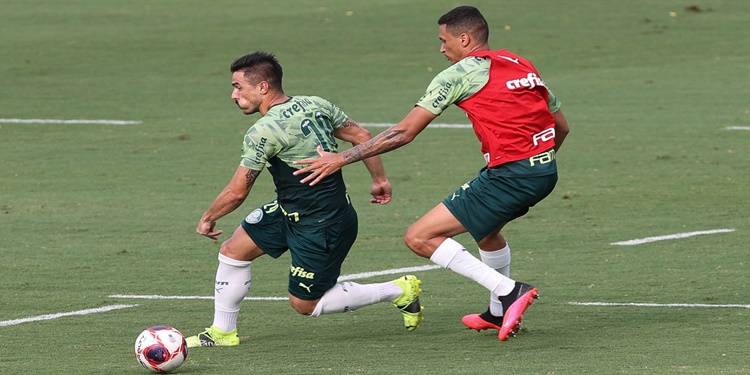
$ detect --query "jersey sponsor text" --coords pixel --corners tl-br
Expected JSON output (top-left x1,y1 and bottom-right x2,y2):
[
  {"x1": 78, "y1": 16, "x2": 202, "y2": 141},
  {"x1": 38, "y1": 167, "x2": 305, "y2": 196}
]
[
  {"x1": 290, "y1": 266, "x2": 315, "y2": 279},
  {"x1": 280, "y1": 97, "x2": 314, "y2": 119},
  {"x1": 430, "y1": 82, "x2": 453, "y2": 109},
  {"x1": 506, "y1": 72, "x2": 545, "y2": 90},
  {"x1": 532, "y1": 128, "x2": 555, "y2": 146}
]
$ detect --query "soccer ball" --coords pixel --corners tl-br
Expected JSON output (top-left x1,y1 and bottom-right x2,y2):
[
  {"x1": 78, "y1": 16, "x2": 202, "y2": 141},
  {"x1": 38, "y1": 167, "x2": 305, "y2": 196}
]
[{"x1": 134, "y1": 326, "x2": 188, "y2": 373}]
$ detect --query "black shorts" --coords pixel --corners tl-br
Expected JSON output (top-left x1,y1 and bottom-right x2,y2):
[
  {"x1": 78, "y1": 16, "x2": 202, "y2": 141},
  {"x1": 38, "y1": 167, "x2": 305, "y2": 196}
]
[
  {"x1": 241, "y1": 200, "x2": 358, "y2": 300},
  {"x1": 442, "y1": 151, "x2": 558, "y2": 242}
]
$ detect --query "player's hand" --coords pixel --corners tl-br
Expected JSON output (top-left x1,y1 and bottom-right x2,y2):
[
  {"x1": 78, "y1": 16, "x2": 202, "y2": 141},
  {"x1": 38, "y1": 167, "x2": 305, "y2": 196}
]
[
  {"x1": 293, "y1": 145, "x2": 346, "y2": 186},
  {"x1": 196, "y1": 219, "x2": 222, "y2": 240},
  {"x1": 370, "y1": 179, "x2": 392, "y2": 204}
]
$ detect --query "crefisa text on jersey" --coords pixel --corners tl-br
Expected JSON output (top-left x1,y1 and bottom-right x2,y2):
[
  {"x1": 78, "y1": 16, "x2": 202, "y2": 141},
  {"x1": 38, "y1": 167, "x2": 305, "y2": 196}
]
[
  {"x1": 280, "y1": 97, "x2": 314, "y2": 119},
  {"x1": 430, "y1": 82, "x2": 453, "y2": 109},
  {"x1": 290, "y1": 265, "x2": 315, "y2": 279},
  {"x1": 505, "y1": 72, "x2": 545, "y2": 90}
]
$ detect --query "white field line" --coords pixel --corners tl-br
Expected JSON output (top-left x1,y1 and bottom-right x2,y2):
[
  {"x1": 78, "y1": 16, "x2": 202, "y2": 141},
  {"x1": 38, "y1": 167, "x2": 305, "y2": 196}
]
[
  {"x1": 337, "y1": 264, "x2": 441, "y2": 281},
  {"x1": 0, "y1": 118, "x2": 141, "y2": 125},
  {"x1": 1, "y1": 120, "x2": 469, "y2": 127},
  {"x1": 362, "y1": 122, "x2": 470, "y2": 129},
  {"x1": 569, "y1": 302, "x2": 750, "y2": 309},
  {"x1": 109, "y1": 295, "x2": 289, "y2": 301},
  {"x1": 610, "y1": 228, "x2": 735, "y2": 246},
  {"x1": 0, "y1": 304, "x2": 138, "y2": 327},
  {"x1": 18, "y1": 120, "x2": 743, "y2": 132},
  {"x1": 109, "y1": 264, "x2": 442, "y2": 301}
]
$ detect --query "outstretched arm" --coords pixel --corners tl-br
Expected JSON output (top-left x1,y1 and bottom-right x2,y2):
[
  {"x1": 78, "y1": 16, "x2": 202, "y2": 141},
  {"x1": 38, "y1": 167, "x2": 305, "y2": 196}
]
[
  {"x1": 196, "y1": 166, "x2": 261, "y2": 240},
  {"x1": 333, "y1": 118, "x2": 391, "y2": 204},
  {"x1": 294, "y1": 106, "x2": 437, "y2": 185}
]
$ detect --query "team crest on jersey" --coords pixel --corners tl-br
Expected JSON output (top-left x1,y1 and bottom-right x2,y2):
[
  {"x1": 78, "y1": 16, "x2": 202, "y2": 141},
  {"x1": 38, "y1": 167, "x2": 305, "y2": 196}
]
[{"x1": 245, "y1": 208, "x2": 263, "y2": 224}]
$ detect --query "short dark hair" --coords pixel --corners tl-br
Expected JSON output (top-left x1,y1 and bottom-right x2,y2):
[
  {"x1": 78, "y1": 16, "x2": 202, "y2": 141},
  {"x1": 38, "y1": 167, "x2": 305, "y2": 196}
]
[
  {"x1": 438, "y1": 6, "x2": 489, "y2": 44},
  {"x1": 230, "y1": 51, "x2": 283, "y2": 89}
]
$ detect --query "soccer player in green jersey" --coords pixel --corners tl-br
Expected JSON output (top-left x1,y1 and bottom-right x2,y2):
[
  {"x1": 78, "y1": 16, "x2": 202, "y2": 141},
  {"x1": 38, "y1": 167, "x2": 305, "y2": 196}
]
[
  {"x1": 295, "y1": 6, "x2": 570, "y2": 341},
  {"x1": 186, "y1": 51, "x2": 424, "y2": 348}
]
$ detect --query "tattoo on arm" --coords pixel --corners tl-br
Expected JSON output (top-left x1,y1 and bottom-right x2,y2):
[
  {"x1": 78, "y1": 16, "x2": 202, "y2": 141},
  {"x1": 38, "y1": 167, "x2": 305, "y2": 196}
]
[
  {"x1": 341, "y1": 118, "x2": 360, "y2": 128},
  {"x1": 342, "y1": 128, "x2": 405, "y2": 164},
  {"x1": 245, "y1": 169, "x2": 260, "y2": 190}
]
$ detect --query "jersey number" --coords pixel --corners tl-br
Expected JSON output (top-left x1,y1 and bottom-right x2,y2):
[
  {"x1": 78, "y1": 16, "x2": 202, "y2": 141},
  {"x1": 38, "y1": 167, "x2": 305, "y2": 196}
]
[{"x1": 300, "y1": 114, "x2": 335, "y2": 152}]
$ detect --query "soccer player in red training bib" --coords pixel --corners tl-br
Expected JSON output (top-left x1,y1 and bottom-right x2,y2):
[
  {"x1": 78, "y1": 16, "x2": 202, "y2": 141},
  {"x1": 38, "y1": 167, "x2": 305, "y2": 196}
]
[{"x1": 295, "y1": 6, "x2": 570, "y2": 341}]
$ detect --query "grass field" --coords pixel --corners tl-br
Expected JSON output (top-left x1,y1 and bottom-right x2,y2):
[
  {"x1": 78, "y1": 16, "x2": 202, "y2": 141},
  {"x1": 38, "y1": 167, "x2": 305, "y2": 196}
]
[{"x1": 1, "y1": 0, "x2": 749, "y2": 374}]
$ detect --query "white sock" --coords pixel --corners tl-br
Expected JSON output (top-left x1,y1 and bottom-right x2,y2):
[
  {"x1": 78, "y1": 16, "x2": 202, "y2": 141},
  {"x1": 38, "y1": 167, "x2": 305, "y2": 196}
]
[
  {"x1": 480, "y1": 245, "x2": 511, "y2": 316},
  {"x1": 310, "y1": 281, "x2": 399, "y2": 317},
  {"x1": 480, "y1": 244, "x2": 511, "y2": 277},
  {"x1": 212, "y1": 253, "x2": 252, "y2": 332},
  {"x1": 430, "y1": 238, "x2": 516, "y2": 296}
]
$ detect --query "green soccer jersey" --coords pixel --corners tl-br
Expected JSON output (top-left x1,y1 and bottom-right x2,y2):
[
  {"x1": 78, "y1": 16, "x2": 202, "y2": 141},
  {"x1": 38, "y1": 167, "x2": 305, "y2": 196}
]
[
  {"x1": 415, "y1": 56, "x2": 561, "y2": 116},
  {"x1": 239, "y1": 96, "x2": 352, "y2": 226}
]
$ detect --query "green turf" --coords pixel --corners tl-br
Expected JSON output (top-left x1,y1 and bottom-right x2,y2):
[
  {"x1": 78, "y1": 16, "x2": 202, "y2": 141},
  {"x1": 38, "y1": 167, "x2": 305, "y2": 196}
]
[{"x1": 1, "y1": 0, "x2": 749, "y2": 374}]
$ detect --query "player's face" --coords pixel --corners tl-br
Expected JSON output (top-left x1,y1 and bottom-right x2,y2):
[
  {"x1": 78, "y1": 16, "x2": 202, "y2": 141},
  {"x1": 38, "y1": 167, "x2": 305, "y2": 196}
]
[
  {"x1": 231, "y1": 71, "x2": 263, "y2": 115},
  {"x1": 438, "y1": 24, "x2": 464, "y2": 64}
]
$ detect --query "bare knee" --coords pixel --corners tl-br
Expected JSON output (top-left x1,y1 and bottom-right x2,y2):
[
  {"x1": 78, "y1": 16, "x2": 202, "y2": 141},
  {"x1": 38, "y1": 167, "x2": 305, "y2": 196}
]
[
  {"x1": 478, "y1": 233, "x2": 507, "y2": 250},
  {"x1": 288, "y1": 295, "x2": 318, "y2": 316},
  {"x1": 218, "y1": 229, "x2": 266, "y2": 262},
  {"x1": 403, "y1": 203, "x2": 466, "y2": 258},
  {"x1": 219, "y1": 243, "x2": 251, "y2": 264},
  {"x1": 477, "y1": 226, "x2": 507, "y2": 250},
  {"x1": 218, "y1": 240, "x2": 235, "y2": 257},
  {"x1": 404, "y1": 225, "x2": 433, "y2": 258}
]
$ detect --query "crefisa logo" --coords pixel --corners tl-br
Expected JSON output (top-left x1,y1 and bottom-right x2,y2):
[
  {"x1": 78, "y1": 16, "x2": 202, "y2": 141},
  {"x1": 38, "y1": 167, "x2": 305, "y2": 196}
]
[{"x1": 505, "y1": 72, "x2": 545, "y2": 90}]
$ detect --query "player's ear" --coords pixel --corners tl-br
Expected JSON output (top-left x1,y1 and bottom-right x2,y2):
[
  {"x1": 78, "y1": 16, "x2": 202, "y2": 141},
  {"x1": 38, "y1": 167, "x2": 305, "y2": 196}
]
[
  {"x1": 460, "y1": 32, "x2": 471, "y2": 47},
  {"x1": 258, "y1": 81, "x2": 270, "y2": 94}
]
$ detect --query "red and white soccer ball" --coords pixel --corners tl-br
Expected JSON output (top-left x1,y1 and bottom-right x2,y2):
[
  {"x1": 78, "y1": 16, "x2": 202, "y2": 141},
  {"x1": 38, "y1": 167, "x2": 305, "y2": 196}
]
[{"x1": 134, "y1": 326, "x2": 188, "y2": 373}]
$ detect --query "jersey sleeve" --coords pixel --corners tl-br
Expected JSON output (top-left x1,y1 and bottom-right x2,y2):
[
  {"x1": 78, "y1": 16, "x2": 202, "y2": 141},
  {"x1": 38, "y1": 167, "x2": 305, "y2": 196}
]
[
  {"x1": 415, "y1": 57, "x2": 490, "y2": 116},
  {"x1": 307, "y1": 96, "x2": 348, "y2": 129},
  {"x1": 545, "y1": 86, "x2": 562, "y2": 113},
  {"x1": 239, "y1": 121, "x2": 280, "y2": 170},
  {"x1": 415, "y1": 69, "x2": 468, "y2": 116},
  {"x1": 328, "y1": 100, "x2": 348, "y2": 129}
]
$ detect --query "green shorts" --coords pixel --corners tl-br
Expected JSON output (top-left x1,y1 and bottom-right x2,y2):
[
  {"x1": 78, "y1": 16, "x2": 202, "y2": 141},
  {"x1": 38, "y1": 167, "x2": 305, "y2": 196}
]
[
  {"x1": 442, "y1": 151, "x2": 558, "y2": 242},
  {"x1": 240, "y1": 200, "x2": 358, "y2": 300}
]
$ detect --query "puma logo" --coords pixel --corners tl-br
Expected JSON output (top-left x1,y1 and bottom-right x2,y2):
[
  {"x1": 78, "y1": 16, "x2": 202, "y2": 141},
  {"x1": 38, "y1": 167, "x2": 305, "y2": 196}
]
[
  {"x1": 298, "y1": 282, "x2": 313, "y2": 293},
  {"x1": 498, "y1": 55, "x2": 519, "y2": 64}
]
